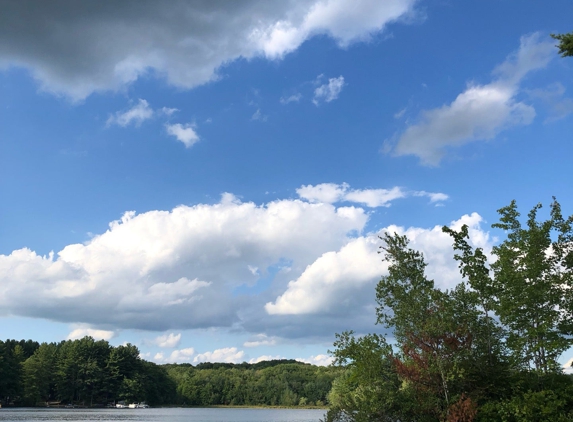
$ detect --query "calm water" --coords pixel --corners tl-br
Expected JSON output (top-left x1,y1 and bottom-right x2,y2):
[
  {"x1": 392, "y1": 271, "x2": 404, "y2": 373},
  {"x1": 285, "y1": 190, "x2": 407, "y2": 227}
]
[{"x1": 0, "y1": 408, "x2": 326, "y2": 422}]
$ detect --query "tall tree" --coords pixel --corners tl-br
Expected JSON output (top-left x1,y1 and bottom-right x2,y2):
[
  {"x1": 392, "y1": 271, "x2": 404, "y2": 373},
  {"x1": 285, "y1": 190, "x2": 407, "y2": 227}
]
[
  {"x1": 374, "y1": 232, "x2": 501, "y2": 421},
  {"x1": 22, "y1": 343, "x2": 57, "y2": 405},
  {"x1": 491, "y1": 199, "x2": 573, "y2": 373}
]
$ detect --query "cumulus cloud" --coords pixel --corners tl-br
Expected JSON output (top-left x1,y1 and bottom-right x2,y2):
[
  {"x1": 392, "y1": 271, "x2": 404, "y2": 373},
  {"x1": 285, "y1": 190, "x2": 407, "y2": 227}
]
[
  {"x1": 154, "y1": 347, "x2": 195, "y2": 364},
  {"x1": 194, "y1": 347, "x2": 245, "y2": 364},
  {"x1": 389, "y1": 33, "x2": 555, "y2": 166},
  {"x1": 152, "y1": 332, "x2": 182, "y2": 348},
  {"x1": 67, "y1": 327, "x2": 116, "y2": 341},
  {"x1": 0, "y1": 192, "x2": 367, "y2": 331},
  {"x1": 106, "y1": 99, "x2": 153, "y2": 127},
  {"x1": 297, "y1": 183, "x2": 349, "y2": 204},
  {"x1": 0, "y1": 184, "x2": 476, "y2": 340},
  {"x1": 313, "y1": 75, "x2": 345, "y2": 105},
  {"x1": 266, "y1": 212, "x2": 493, "y2": 315},
  {"x1": 249, "y1": 355, "x2": 283, "y2": 364},
  {"x1": 297, "y1": 354, "x2": 333, "y2": 366},
  {"x1": 0, "y1": 0, "x2": 417, "y2": 100},
  {"x1": 266, "y1": 236, "x2": 386, "y2": 315},
  {"x1": 165, "y1": 123, "x2": 200, "y2": 147},
  {"x1": 296, "y1": 183, "x2": 447, "y2": 207}
]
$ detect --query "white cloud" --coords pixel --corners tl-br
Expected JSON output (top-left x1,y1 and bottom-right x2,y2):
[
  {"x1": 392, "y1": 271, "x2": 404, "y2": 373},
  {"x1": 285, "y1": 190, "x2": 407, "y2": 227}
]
[
  {"x1": 313, "y1": 75, "x2": 345, "y2": 105},
  {"x1": 152, "y1": 332, "x2": 182, "y2": 348},
  {"x1": 244, "y1": 334, "x2": 278, "y2": 348},
  {"x1": 296, "y1": 183, "x2": 445, "y2": 208},
  {"x1": 251, "y1": 109, "x2": 268, "y2": 122},
  {"x1": 0, "y1": 192, "x2": 367, "y2": 331},
  {"x1": 266, "y1": 212, "x2": 493, "y2": 315},
  {"x1": 257, "y1": 0, "x2": 417, "y2": 59},
  {"x1": 266, "y1": 236, "x2": 386, "y2": 315},
  {"x1": 67, "y1": 327, "x2": 115, "y2": 341},
  {"x1": 160, "y1": 107, "x2": 179, "y2": 116},
  {"x1": 247, "y1": 265, "x2": 259, "y2": 276},
  {"x1": 344, "y1": 187, "x2": 406, "y2": 208},
  {"x1": 564, "y1": 357, "x2": 573, "y2": 375},
  {"x1": 297, "y1": 354, "x2": 333, "y2": 366},
  {"x1": 527, "y1": 83, "x2": 573, "y2": 122},
  {"x1": 413, "y1": 190, "x2": 449, "y2": 203},
  {"x1": 297, "y1": 183, "x2": 349, "y2": 204},
  {"x1": 165, "y1": 123, "x2": 200, "y2": 148},
  {"x1": 390, "y1": 33, "x2": 555, "y2": 166},
  {"x1": 249, "y1": 355, "x2": 283, "y2": 364},
  {"x1": 280, "y1": 93, "x2": 303, "y2": 104},
  {"x1": 154, "y1": 347, "x2": 195, "y2": 364},
  {"x1": 194, "y1": 347, "x2": 245, "y2": 364},
  {"x1": 0, "y1": 0, "x2": 417, "y2": 100},
  {"x1": 394, "y1": 108, "x2": 406, "y2": 119},
  {"x1": 106, "y1": 99, "x2": 153, "y2": 127},
  {"x1": 0, "y1": 184, "x2": 463, "y2": 339}
]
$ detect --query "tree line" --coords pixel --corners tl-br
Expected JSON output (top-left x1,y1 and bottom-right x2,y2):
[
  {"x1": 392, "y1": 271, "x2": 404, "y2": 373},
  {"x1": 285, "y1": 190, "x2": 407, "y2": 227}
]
[
  {"x1": 326, "y1": 198, "x2": 573, "y2": 422},
  {"x1": 0, "y1": 337, "x2": 175, "y2": 407},
  {"x1": 166, "y1": 361, "x2": 338, "y2": 406},
  {"x1": 0, "y1": 337, "x2": 338, "y2": 407}
]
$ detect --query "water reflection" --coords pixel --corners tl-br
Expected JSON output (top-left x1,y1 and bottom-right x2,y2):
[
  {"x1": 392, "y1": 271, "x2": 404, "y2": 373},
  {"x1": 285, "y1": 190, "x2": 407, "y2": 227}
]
[{"x1": 0, "y1": 408, "x2": 325, "y2": 422}]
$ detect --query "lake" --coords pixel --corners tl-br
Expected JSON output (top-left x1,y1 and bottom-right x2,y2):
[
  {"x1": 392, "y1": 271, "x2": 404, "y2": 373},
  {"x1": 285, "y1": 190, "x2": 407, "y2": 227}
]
[{"x1": 0, "y1": 408, "x2": 326, "y2": 422}]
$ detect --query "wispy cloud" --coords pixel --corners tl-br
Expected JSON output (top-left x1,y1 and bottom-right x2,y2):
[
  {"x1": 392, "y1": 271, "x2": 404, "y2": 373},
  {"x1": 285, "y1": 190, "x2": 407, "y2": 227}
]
[
  {"x1": 526, "y1": 83, "x2": 573, "y2": 122},
  {"x1": 251, "y1": 109, "x2": 268, "y2": 122},
  {"x1": 280, "y1": 93, "x2": 302, "y2": 104},
  {"x1": 388, "y1": 33, "x2": 554, "y2": 166},
  {"x1": 106, "y1": 99, "x2": 154, "y2": 127},
  {"x1": 160, "y1": 107, "x2": 179, "y2": 116},
  {"x1": 244, "y1": 334, "x2": 278, "y2": 347},
  {"x1": 313, "y1": 75, "x2": 345, "y2": 105},
  {"x1": 296, "y1": 183, "x2": 448, "y2": 207}
]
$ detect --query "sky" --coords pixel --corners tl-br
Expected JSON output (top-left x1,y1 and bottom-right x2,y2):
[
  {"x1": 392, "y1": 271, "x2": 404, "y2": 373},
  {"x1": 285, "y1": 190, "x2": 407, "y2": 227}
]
[{"x1": 1, "y1": 0, "x2": 572, "y2": 368}]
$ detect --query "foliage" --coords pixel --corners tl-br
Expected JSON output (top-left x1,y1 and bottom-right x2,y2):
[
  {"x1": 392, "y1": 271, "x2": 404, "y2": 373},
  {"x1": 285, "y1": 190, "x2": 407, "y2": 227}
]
[
  {"x1": 552, "y1": 32, "x2": 573, "y2": 57},
  {"x1": 1, "y1": 337, "x2": 175, "y2": 406},
  {"x1": 169, "y1": 361, "x2": 339, "y2": 406},
  {"x1": 327, "y1": 199, "x2": 573, "y2": 422},
  {"x1": 1, "y1": 340, "x2": 335, "y2": 408}
]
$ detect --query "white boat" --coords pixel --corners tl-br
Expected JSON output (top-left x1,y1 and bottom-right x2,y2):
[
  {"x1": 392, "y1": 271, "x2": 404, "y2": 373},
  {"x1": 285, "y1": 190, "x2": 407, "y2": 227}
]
[
  {"x1": 128, "y1": 403, "x2": 138, "y2": 409},
  {"x1": 137, "y1": 402, "x2": 149, "y2": 408},
  {"x1": 116, "y1": 403, "x2": 127, "y2": 409}
]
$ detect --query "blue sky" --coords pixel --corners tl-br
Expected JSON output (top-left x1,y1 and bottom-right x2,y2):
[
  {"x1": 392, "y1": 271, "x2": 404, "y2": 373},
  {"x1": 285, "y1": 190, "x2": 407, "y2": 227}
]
[{"x1": 1, "y1": 0, "x2": 572, "y2": 366}]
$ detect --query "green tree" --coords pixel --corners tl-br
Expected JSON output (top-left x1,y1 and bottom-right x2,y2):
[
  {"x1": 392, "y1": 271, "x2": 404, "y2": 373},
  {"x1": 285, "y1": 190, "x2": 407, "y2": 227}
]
[
  {"x1": 446, "y1": 199, "x2": 573, "y2": 373},
  {"x1": 375, "y1": 232, "x2": 499, "y2": 420},
  {"x1": 491, "y1": 199, "x2": 573, "y2": 373},
  {"x1": 326, "y1": 332, "x2": 404, "y2": 422},
  {"x1": 22, "y1": 343, "x2": 57, "y2": 405},
  {"x1": 552, "y1": 32, "x2": 573, "y2": 57}
]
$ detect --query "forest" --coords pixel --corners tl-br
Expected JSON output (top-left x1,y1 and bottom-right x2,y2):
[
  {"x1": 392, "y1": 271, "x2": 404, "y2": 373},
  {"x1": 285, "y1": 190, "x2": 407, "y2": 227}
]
[{"x1": 0, "y1": 337, "x2": 338, "y2": 407}]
